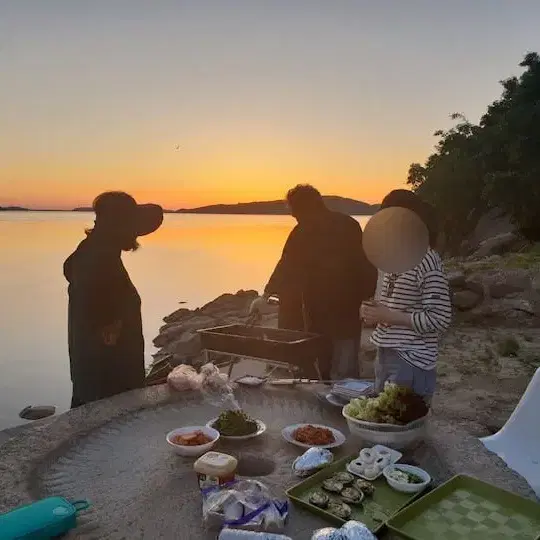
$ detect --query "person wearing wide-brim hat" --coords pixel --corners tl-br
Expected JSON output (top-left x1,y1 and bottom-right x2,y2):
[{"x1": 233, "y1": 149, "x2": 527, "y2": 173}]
[{"x1": 64, "y1": 192, "x2": 163, "y2": 408}]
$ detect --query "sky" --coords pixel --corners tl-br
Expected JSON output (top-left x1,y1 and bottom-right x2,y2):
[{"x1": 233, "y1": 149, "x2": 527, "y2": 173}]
[{"x1": 1, "y1": 1, "x2": 540, "y2": 210}]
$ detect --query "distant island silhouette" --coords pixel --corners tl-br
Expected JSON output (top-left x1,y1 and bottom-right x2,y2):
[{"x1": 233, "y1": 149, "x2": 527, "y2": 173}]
[
  {"x1": 175, "y1": 196, "x2": 379, "y2": 215},
  {"x1": 2, "y1": 196, "x2": 379, "y2": 215},
  {"x1": 0, "y1": 206, "x2": 29, "y2": 212}
]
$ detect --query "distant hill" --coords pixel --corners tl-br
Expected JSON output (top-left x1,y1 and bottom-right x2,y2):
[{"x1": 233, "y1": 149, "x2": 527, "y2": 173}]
[
  {"x1": 176, "y1": 196, "x2": 379, "y2": 215},
  {"x1": 0, "y1": 206, "x2": 29, "y2": 211},
  {"x1": 72, "y1": 206, "x2": 176, "y2": 213}
]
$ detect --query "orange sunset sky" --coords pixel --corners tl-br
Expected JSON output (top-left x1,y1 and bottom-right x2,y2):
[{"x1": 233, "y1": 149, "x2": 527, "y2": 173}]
[{"x1": 2, "y1": 1, "x2": 539, "y2": 210}]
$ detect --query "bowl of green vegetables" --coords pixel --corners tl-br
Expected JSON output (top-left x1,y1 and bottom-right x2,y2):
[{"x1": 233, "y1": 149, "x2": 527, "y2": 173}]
[
  {"x1": 383, "y1": 464, "x2": 431, "y2": 494},
  {"x1": 207, "y1": 409, "x2": 266, "y2": 440}
]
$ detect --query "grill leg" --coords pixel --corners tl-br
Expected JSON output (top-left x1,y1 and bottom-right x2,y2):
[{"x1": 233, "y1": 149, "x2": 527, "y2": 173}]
[
  {"x1": 314, "y1": 358, "x2": 322, "y2": 381},
  {"x1": 227, "y1": 360, "x2": 234, "y2": 379}
]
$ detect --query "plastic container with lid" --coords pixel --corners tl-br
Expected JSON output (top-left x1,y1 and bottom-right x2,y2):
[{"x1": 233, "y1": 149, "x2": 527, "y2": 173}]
[
  {"x1": 0, "y1": 497, "x2": 90, "y2": 540},
  {"x1": 194, "y1": 451, "x2": 238, "y2": 490}
]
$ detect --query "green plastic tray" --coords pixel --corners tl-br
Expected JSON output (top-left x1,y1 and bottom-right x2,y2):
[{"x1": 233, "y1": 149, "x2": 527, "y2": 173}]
[
  {"x1": 286, "y1": 456, "x2": 423, "y2": 533},
  {"x1": 387, "y1": 474, "x2": 540, "y2": 540}
]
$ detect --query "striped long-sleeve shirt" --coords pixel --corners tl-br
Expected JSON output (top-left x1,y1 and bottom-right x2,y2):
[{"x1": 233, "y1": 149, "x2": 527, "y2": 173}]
[{"x1": 370, "y1": 249, "x2": 452, "y2": 370}]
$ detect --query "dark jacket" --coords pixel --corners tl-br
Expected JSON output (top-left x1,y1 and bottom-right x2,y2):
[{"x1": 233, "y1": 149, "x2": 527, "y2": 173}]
[
  {"x1": 64, "y1": 234, "x2": 145, "y2": 406},
  {"x1": 265, "y1": 211, "x2": 377, "y2": 339}
]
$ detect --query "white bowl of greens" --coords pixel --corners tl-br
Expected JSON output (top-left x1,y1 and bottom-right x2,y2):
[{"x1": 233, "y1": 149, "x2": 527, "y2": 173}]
[{"x1": 383, "y1": 464, "x2": 431, "y2": 494}]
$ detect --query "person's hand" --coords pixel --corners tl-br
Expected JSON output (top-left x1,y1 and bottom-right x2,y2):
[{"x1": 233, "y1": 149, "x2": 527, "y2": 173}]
[
  {"x1": 361, "y1": 302, "x2": 393, "y2": 326},
  {"x1": 361, "y1": 302, "x2": 413, "y2": 328},
  {"x1": 102, "y1": 320, "x2": 122, "y2": 345}
]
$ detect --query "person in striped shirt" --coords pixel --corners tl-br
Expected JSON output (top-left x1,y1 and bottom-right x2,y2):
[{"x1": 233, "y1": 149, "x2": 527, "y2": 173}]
[{"x1": 361, "y1": 190, "x2": 452, "y2": 403}]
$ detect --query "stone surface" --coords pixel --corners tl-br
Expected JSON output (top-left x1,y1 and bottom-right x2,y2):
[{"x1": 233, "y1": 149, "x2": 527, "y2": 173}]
[
  {"x1": 452, "y1": 290, "x2": 483, "y2": 311},
  {"x1": 473, "y1": 232, "x2": 520, "y2": 257},
  {"x1": 489, "y1": 282, "x2": 528, "y2": 299},
  {"x1": 0, "y1": 385, "x2": 536, "y2": 539},
  {"x1": 447, "y1": 270, "x2": 466, "y2": 289},
  {"x1": 469, "y1": 209, "x2": 516, "y2": 249}
]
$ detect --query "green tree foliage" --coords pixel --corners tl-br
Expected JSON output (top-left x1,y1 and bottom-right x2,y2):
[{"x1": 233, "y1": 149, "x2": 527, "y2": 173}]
[{"x1": 408, "y1": 52, "x2": 540, "y2": 252}]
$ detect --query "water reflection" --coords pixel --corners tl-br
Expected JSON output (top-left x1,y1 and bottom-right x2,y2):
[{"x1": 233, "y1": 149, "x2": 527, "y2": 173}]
[{"x1": 0, "y1": 212, "x2": 368, "y2": 429}]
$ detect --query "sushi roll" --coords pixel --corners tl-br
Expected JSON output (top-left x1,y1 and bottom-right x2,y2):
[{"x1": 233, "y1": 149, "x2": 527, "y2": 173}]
[
  {"x1": 332, "y1": 472, "x2": 354, "y2": 485},
  {"x1": 309, "y1": 490, "x2": 330, "y2": 509},
  {"x1": 340, "y1": 487, "x2": 364, "y2": 505},
  {"x1": 322, "y1": 478, "x2": 344, "y2": 493},
  {"x1": 354, "y1": 479, "x2": 376, "y2": 496},
  {"x1": 327, "y1": 501, "x2": 352, "y2": 520}
]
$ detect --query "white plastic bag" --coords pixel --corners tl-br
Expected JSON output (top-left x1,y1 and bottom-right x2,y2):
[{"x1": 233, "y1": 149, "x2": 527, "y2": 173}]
[
  {"x1": 167, "y1": 364, "x2": 202, "y2": 391},
  {"x1": 202, "y1": 480, "x2": 288, "y2": 531}
]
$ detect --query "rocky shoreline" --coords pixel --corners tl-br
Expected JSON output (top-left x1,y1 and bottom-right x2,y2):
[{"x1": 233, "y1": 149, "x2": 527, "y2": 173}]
[{"x1": 152, "y1": 243, "x2": 540, "y2": 437}]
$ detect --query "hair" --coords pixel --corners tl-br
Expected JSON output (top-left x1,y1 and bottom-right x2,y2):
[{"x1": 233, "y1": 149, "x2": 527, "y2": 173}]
[
  {"x1": 85, "y1": 191, "x2": 137, "y2": 236},
  {"x1": 380, "y1": 189, "x2": 438, "y2": 247},
  {"x1": 286, "y1": 184, "x2": 324, "y2": 214}
]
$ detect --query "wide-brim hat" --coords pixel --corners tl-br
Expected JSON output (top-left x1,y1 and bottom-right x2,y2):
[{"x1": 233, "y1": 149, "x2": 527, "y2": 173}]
[
  {"x1": 135, "y1": 203, "x2": 164, "y2": 236},
  {"x1": 93, "y1": 192, "x2": 164, "y2": 236}
]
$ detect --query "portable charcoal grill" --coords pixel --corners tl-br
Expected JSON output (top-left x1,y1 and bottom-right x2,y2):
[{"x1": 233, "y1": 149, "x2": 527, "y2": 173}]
[{"x1": 197, "y1": 324, "x2": 326, "y2": 379}]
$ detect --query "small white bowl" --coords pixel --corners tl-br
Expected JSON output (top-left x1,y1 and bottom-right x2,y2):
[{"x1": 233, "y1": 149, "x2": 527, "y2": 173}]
[
  {"x1": 166, "y1": 426, "x2": 220, "y2": 457},
  {"x1": 383, "y1": 464, "x2": 431, "y2": 494}
]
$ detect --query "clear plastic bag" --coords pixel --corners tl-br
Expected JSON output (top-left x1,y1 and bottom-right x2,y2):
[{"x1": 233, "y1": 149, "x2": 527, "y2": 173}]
[
  {"x1": 199, "y1": 363, "x2": 240, "y2": 410},
  {"x1": 167, "y1": 362, "x2": 239, "y2": 409},
  {"x1": 202, "y1": 479, "x2": 288, "y2": 531},
  {"x1": 167, "y1": 364, "x2": 202, "y2": 391}
]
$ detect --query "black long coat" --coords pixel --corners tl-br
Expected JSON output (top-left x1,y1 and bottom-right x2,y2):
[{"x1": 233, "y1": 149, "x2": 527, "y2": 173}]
[{"x1": 64, "y1": 235, "x2": 145, "y2": 406}]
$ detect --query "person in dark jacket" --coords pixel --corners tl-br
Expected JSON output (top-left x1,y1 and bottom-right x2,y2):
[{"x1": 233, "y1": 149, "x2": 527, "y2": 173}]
[
  {"x1": 64, "y1": 191, "x2": 163, "y2": 408},
  {"x1": 250, "y1": 184, "x2": 377, "y2": 380}
]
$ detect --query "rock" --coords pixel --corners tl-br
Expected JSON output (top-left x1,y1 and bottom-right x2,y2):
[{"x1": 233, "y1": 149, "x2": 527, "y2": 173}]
[
  {"x1": 473, "y1": 297, "x2": 539, "y2": 320},
  {"x1": 153, "y1": 323, "x2": 186, "y2": 347},
  {"x1": 448, "y1": 270, "x2": 466, "y2": 289},
  {"x1": 464, "y1": 279, "x2": 486, "y2": 298},
  {"x1": 452, "y1": 290, "x2": 483, "y2": 311},
  {"x1": 459, "y1": 240, "x2": 474, "y2": 256},
  {"x1": 164, "y1": 332, "x2": 201, "y2": 357},
  {"x1": 532, "y1": 273, "x2": 540, "y2": 293},
  {"x1": 19, "y1": 406, "x2": 56, "y2": 421},
  {"x1": 470, "y1": 209, "x2": 515, "y2": 244},
  {"x1": 473, "y1": 232, "x2": 520, "y2": 257},
  {"x1": 200, "y1": 290, "x2": 258, "y2": 315},
  {"x1": 163, "y1": 308, "x2": 191, "y2": 324},
  {"x1": 489, "y1": 282, "x2": 528, "y2": 299}
]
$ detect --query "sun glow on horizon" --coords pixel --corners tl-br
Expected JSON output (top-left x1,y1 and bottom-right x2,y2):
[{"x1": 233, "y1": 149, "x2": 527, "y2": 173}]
[{"x1": 3, "y1": 1, "x2": 536, "y2": 210}]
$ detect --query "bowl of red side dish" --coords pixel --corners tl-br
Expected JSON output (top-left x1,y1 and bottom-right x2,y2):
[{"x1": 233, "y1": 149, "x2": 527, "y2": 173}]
[
  {"x1": 166, "y1": 426, "x2": 220, "y2": 457},
  {"x1": 282, "y1": 423, "x2": 346, "y2": 449}
]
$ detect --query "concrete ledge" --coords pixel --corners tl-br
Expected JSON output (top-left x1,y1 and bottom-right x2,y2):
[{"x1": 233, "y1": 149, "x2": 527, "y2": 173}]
[{"x1": 0, "y1": 384, "x2": 535, "y2": 537}]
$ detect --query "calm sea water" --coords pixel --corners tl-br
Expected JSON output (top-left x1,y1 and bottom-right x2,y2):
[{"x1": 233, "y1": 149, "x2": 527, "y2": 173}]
[{"x1": 0, "y1": 212, "x2": 369, "y2": 430}]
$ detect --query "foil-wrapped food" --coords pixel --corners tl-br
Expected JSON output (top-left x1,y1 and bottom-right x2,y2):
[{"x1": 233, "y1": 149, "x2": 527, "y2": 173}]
[
  {"x1": 311, "y1": 520, "x2": 376, "y2": 540},
  {"x1": 292, "y1": 448, "x2": 334, "y2": 478}
]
